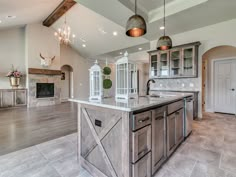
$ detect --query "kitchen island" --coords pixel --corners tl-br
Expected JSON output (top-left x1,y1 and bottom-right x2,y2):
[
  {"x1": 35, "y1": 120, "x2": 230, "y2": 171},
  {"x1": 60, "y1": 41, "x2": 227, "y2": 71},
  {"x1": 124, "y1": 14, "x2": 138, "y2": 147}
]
[{"x1": 70, "y1": 93, "x2": 193, "y2": 177}]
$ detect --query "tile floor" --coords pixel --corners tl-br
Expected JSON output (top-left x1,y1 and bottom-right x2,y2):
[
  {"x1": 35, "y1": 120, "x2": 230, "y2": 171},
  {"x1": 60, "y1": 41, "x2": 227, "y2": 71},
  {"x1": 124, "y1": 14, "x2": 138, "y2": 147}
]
[
  {"x1": 0, "y1": 113, "x2": 235, "y2": 177},
  {"x1": 155, "y1": 113, "x2": 236, "y2": 177}
]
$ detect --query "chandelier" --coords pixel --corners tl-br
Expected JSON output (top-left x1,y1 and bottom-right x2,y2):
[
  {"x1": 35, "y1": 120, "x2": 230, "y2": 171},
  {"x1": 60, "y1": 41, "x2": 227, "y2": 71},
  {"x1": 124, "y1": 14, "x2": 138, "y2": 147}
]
[{"x1": 54, "y1": 15, "x2": 75, "y2": 45}]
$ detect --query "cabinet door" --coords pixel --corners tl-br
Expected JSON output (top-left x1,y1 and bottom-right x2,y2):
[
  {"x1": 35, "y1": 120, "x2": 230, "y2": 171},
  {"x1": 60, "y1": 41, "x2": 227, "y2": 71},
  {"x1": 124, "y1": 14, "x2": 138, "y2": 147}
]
[
  {"x1": 150, "y1": 53, "x2": 159, "y2": 78},
  {"x1": 152, "y1": 109, "x2": 166, "y2": 174},
  {"x1": 167, "y1": 114, "x2": 176, "y2": 155},
  {"x1": 175, "y1": 108, "x2": 184, "y2": 144},
  {"x1": 1, "y1": 91, "x2": 14, "y2": 107},
  {"x1": 15, "y1": 90, "x2": 27, "y2": 106},
  {"x1": 132, "y1": 125, "x2": 151, "y2": 163},
  {"x1": 159, "y1": 51, "x2": 169, "y2": 77},
  {"x1": 132, "y1": 153, "x2": 151, "y2": 177},
  {"x1": 170, "y1": 49, "x2": 182, "y2": 77},
  {"x1": 182, "y1": 47, "x2": 196, "y2": 77}
]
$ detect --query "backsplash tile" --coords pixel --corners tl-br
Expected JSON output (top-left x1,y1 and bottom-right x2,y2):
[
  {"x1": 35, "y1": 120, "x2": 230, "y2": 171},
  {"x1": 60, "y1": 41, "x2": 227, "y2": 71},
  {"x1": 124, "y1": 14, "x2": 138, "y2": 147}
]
[{"x1": 151, "y1": 78, "x2": 200, "y2": 91}]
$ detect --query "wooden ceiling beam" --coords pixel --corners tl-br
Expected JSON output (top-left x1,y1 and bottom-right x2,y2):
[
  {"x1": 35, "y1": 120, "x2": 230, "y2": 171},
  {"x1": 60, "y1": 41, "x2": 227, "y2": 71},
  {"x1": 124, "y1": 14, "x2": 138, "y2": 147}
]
[{"x1": 43, "y1": 0, "x2": 77, "y2": 27}]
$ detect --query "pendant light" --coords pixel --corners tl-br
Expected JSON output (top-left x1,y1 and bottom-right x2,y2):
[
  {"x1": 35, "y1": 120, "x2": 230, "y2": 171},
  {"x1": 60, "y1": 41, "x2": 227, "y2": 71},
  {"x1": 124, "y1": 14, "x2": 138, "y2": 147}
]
[
  {"x1": 157, "y1": 0, "x2": 172, "y2": 50},
  {"x1": 126, "y1": 0, "x2": 147, "y2": 37}
]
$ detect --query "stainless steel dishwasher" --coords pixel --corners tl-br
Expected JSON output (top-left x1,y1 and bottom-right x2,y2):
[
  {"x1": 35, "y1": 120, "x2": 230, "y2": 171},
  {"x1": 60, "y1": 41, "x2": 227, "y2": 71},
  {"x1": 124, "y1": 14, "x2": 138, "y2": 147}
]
[{"x1": 184, "y1": 96, "x2": 194, "y2": 138}]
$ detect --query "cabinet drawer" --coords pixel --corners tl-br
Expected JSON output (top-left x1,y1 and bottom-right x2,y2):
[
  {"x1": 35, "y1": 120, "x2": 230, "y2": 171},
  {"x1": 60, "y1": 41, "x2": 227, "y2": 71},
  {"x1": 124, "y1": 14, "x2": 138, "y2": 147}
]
[
  {"x1": 132, "y1": 111, "x2": 151, "y2": 131},
  {"x1": 168, "y1": 100, "x2": 184, "y2": 115},
  {"x1": 152, "y1": 106, "x2": 166, "y2": 118},
  {"x1": 132, "y1": 152, "x2": 151, "y2": 177},
  {"x1": 132, "y1": 125, "x2": 151, "y2": 163}
]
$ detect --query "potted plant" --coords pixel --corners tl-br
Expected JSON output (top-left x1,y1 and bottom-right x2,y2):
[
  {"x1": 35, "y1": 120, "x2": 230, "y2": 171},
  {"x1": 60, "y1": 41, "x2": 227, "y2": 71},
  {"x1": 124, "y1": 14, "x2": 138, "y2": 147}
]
[{"x1": 6, "y1": 65, "x2": 22, "y2": 88}]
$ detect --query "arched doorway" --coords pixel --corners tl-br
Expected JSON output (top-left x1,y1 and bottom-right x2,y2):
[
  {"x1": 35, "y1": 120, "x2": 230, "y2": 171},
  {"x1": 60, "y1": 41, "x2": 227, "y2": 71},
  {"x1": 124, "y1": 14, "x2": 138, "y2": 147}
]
[
  {"x1": 61, "y1": 65, "x2": 74, "y2": 102},
  {"x1": 202, "y1": 46, "x2": 236, "y2": 114}
]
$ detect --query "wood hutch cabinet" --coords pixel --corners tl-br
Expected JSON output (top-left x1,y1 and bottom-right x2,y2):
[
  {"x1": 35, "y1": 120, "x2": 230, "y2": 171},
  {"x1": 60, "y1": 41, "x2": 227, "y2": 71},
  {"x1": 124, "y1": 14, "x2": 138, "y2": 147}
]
[{"x1": 149, "y1": 42, "x2": 201, "y2": 79}]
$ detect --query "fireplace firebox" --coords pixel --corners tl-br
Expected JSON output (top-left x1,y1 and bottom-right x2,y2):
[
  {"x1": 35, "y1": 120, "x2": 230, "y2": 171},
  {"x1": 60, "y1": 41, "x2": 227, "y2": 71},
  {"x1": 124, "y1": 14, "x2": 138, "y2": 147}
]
[{"x1": 36, "y1": 83, "x2": 54, "y2": 98}]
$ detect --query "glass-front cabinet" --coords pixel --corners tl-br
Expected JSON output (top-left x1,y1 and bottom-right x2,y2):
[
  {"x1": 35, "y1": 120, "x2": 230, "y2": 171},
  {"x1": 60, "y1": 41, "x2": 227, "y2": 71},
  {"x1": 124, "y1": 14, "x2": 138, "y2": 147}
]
[
  {"x1": 170, "y1": 49, "x2": 181, "y2": 77},
  {"x1": 149, "y1": 42, "x2": 200, "y2": 79},
  {"x1": 182, "y1": 46, "x2": 196, "y2": 76},
  {"x1": 150, "y1": 53, "x2": 158, "y2": 78},
  {"x1": 159, "y1": 51, "x2": 169, "y2": 77}
]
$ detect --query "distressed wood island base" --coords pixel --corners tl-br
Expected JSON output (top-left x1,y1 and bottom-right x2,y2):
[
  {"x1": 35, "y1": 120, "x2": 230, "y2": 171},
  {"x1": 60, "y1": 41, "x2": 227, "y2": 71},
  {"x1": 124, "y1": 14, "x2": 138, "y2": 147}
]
[{"x1": 71, "y1": 93, "x2": 193, "y2": 177}]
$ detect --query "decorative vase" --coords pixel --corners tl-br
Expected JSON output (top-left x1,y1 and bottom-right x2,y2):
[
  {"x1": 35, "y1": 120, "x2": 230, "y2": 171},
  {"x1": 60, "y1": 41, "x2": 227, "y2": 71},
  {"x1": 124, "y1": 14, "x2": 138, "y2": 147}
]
[{"x1": 9, "y1": 77, "x2": 20, "y2": 88}]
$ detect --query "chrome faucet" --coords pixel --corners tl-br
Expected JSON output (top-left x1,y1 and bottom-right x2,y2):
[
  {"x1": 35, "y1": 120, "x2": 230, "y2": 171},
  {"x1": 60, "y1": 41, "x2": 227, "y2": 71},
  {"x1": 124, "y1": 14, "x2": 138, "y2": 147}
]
[{"x1": 146, "y1": 79, "x2": 155, "y2": 95}]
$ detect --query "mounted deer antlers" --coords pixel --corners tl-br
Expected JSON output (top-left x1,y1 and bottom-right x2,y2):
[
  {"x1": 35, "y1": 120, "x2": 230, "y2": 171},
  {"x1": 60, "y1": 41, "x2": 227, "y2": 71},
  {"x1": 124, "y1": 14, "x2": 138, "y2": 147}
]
[{"x1": 39, "y1": 53, "x2": 56, "y2": 67}]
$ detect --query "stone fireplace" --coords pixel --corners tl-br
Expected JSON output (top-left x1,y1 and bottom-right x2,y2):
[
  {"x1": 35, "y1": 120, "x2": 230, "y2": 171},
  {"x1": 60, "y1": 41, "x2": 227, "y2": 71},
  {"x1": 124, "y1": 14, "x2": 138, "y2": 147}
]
[{"x1": 28, "y1": 68, "x2": 61, "y2": 107}]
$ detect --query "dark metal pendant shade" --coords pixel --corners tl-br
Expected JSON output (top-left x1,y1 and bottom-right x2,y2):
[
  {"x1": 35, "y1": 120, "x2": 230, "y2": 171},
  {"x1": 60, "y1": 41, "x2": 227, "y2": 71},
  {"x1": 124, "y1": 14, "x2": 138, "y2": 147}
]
[
  {"x1": 126, "y1": 14, "x2": 146, "y2": 37},
  {"x1": 126, "y1": 0, "x2": 147, "y2": 37},
  {"x1": 157, "y1": 36, "x2": 172, "y2": 50},
  {"x1": 157, "y1": 0, "x2": 172, "y2": 50}
]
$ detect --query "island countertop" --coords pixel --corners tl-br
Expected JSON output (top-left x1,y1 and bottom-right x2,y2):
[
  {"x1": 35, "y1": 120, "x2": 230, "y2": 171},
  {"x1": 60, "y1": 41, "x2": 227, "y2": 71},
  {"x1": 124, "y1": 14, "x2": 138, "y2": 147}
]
[{"x1": 69, "y1": 92, "x2": 193, "y2": 112}]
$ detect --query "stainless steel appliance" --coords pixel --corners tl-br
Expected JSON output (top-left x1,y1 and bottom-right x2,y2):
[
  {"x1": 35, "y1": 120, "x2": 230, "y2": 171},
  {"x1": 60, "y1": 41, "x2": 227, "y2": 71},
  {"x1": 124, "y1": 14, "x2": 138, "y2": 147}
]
[{"x1": 184, "y1": 96, "x2": 194, "y2": 137}]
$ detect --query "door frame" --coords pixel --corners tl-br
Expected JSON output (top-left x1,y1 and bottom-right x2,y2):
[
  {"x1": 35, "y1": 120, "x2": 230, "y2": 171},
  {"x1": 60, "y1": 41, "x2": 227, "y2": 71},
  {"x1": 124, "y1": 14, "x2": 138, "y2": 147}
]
[{"x1": 211, "y1": 57, "x2": 236, "y2": 114}]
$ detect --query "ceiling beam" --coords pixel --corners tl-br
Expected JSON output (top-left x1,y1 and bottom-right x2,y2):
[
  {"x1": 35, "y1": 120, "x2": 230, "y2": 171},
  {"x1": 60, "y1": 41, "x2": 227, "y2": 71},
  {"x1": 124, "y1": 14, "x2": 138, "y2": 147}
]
[{"x1": 43, "y1": 0, "x2": 77, "y2": 27}]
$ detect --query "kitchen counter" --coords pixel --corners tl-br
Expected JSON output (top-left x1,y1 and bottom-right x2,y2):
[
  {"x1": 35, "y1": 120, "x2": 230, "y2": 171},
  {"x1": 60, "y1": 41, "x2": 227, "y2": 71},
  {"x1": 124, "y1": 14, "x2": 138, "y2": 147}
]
[
  {"x1": 150, "y1": 89, "x2": 199, "y2": 119},
  {"x1": 70, "y1": 93, "x2": 192, "y2": 177},
  {"x1": 70, "y1": 92, "x2": 192, "y2": 112},
  {"x1": 150, "y1": 89, "x2": 199, "y2": 93}
]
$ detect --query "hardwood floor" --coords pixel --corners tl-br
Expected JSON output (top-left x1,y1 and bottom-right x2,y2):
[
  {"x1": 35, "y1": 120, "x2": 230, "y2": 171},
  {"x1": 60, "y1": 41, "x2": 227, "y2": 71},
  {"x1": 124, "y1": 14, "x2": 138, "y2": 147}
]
[{"x1": 0, "y1": 102, "x2": 77, "y2": 156}]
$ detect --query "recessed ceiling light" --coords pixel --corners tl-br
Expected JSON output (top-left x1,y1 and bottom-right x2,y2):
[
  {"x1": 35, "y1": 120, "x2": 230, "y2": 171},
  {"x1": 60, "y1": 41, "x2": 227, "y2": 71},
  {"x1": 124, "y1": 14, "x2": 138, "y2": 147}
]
[
  {"x1": 138, "y1": 47, "x2": 143, "y2": 50},
  {"x1": 119, "y1": 52, "x2": 123, "y2": 55},
  {"x1": 6, "y1": 15, "x2": 16, "y2": 19},
  {"x1": 160, "y1": 26, "x2": 165, "y2": 30},
  {"x1": 80, "y1": 38, "x2": 86, "y2": 42},
  {"x1": 82, "y1": 44, "x2": 86, "y2": 48},
  {"x1": 113, "y1": 31, "x2": 118, "y2": 36},
  {"x1": 98, "y1": 28, "x2": 107, "y2": 34},
  {"x1": 0, "y1": 20, "x2": 2, "y2": 23},
  {"x1": 72, "y1": 34, "x2": 76, "y2": 38}
]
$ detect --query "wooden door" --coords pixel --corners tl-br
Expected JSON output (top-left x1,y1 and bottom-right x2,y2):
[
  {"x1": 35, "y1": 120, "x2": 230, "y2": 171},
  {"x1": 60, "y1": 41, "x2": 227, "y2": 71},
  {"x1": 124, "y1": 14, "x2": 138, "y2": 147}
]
[
  {"x1": 151, "y1": 109, "x2": 166, "y2": 174},
  {"x1": 132, "y1": 125, "x2": 151, "y2": 163},
  {"x1": 132, "y1": 153, "x2": 151, "y2": 177},
  {"x1": 214, "y1": 59, "x2": 236, "y2": 114},
  {"x1": 167, "y1": 114, "x2": 176, "y2": 154},
  {"x1": 1, "y1": 90, "x2": 14, "y2": 107},
  {"x1": 175, "y1": 109, "x2": 184, "y2": 144},
  {"x1": 202, "y1": 60, "x2": 207, "y2": 112}
]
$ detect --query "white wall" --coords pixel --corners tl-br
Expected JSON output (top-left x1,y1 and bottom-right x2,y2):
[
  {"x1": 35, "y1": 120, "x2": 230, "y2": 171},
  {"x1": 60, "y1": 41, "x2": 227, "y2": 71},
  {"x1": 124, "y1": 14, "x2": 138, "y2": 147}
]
[
  {"x1": 150, "y1": 18, "x2": 236, "y2": 118},
  {"x1": 0, "y1": 27, "x2": 25, "y2": 88},
  {"x1": 60, "y1": 45, "x2": 93, "y2": 98},
  {"x1": 25, "y1": 23, "x2": 60, "y2": 70}
]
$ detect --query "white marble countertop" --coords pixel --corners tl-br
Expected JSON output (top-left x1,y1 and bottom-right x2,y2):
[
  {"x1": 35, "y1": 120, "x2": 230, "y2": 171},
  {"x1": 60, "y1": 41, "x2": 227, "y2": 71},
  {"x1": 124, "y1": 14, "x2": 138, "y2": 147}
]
[{"x1": 70, "y1": 92, "x2": 193, "y2": 112}]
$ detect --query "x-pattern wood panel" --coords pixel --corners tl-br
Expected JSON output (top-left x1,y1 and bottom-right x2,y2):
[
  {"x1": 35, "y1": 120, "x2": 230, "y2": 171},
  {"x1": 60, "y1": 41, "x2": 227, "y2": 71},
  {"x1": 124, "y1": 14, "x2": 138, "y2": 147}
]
[{"x1": 82, "y1": 108, "x2": 119, "y2": 177}]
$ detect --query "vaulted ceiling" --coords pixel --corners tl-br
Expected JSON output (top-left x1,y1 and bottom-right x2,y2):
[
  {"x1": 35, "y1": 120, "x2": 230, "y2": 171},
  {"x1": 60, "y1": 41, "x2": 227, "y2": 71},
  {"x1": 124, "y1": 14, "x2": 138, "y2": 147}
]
[{"x1": 1, "y1": 0, "x2": 236, "y2": 62}]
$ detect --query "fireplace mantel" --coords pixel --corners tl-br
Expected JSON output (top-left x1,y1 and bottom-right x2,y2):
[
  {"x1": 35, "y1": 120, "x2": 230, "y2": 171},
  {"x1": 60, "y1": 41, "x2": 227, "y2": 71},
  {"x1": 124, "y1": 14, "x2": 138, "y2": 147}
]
[{"x1": 28, "y1": 68, "x2": 61, "y2": 75}]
